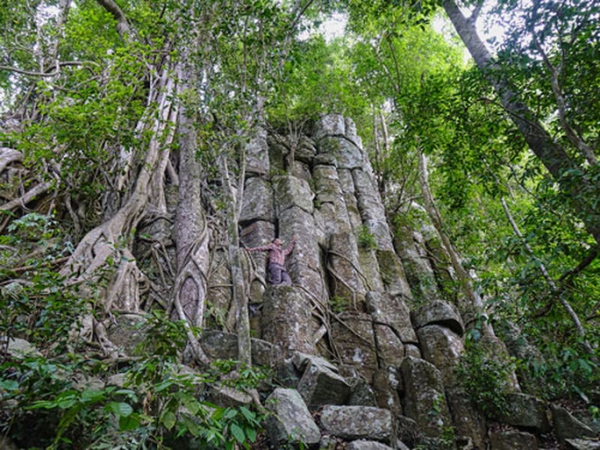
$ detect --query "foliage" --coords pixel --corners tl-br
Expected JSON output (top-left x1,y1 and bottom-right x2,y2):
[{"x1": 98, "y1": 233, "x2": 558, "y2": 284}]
[
  {"x1": 456, "y1": 330, "x2": 516, "y2": 417},
  {"x1": 357, "y1": 225, "x2": 377, "y2": 250},
  {"x1": 1, "y1": 329, "x2": 269, "y2": 449},
  {"x1": 0, "y1": 214, "x2": 83, "y2": 352}
]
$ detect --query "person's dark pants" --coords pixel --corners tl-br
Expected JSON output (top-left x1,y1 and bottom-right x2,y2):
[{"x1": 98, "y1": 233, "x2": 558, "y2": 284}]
[{"x1": 268, "y1": 263, "x2": 292, "y2": 286}]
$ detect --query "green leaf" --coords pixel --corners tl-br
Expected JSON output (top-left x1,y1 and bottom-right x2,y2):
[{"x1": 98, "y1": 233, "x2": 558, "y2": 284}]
[
  {"x1": 239, "y1": 406, "x2": 255, "y2": 423},
  {"x1": 224, "y1": 408, "x2": 237, "y2": 419},
  {"x1": 230, "y1": 423, "x2": 245, "y2": 443},
  {"x1": 108, "y1": 401, "x2": 133, "y2": 417},
  {"x1": 0, "y1": 380, "x2": 19, "y2": 391},
  {"x1": 161, "y1": 410, "x2": 176, "y2": 430},
  {"x1": 181, "y1": 394, "x2": 200, "y2": 415},
  {"x1": 119, "y1": 413, "x2": 141, "y2": 431},
  {"x1": 245, "y1": 426, "x2": 257, "y2": 442}
]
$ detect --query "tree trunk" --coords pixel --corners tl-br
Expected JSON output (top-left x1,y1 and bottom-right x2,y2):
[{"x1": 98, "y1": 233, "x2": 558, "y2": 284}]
[{"x1": 171, "y1": 56, "x2": 211, "y2": 365}]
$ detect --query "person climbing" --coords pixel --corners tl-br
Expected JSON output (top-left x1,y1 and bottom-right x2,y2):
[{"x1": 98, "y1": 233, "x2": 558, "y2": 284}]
[{"x1": 245, "y1": 235, "x2": 297, "y2": 286}]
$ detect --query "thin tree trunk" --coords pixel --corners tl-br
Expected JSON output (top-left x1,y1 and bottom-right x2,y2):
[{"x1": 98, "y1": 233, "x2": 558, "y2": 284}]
[
  {"x1": 418, "y1": 149, "x2": 521, "y2": 390},
  {"x1": 219, "y1": 149, "x2": 252, "y2": 367},
  {"x1": 418, "y1": 149, "x2": 493, "y2": 337},
  {"x1": 500, "y1": 197, "x2": 596, "y2": 359}
]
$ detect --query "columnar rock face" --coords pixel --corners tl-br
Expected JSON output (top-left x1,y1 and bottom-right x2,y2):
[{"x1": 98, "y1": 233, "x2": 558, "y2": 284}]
[{"x1": 208, "y1": 114, "x2": 598, "y2": 449}]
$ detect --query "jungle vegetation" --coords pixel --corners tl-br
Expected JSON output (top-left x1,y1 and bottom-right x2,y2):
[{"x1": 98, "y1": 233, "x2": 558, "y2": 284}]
[{"x1": 1, "y1": 0, "x2": 599, "y2": 447}]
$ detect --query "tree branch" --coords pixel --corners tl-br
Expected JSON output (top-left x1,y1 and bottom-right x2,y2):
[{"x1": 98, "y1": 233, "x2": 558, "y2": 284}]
[
  {"x1": 0, "y1": 61, "x2": 98, "y2": 77},
  {"x1": 96, "y1": 0, "x2": 131, "y2": 38}
]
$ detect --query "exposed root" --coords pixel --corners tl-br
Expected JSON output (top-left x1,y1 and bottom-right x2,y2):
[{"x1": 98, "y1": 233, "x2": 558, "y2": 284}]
[{"x1": 0, "y1": 181, "x2": 51, "y2": 213}]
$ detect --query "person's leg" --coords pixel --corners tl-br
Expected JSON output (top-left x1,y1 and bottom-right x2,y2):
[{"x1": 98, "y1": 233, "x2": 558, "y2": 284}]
[
  {"x1": 281, "y1": 270, "x2": 292, "y2": 286},
  {"x1": 269, "y1": 263, "x2": 282, "y2": 285}
]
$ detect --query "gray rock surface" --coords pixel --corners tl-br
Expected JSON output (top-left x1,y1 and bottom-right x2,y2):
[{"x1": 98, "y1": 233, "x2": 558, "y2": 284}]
[
  {"x1": 274, "y1": 175, "x2": 314, "y2": 215},
  {"x1": 346, "y1": 440, "x2": 395, "y2": 450},
  {"x1": 314, "y1": 114, "x2": 346, "y2": 141},
  {"x1": 552, "y1": 404, "x2": 597, "y2": 441},
  {"x1": 412, "y1": 300, "x2": 465, "y2": 336},
  {"x1": 446, "y1": 388, "x2": 487, "y2": 450},
  {"x1": 265, "y1": 388, "x2": 321, "y2": 445},
  {"x1": 366, "y1": 291, "x2": 417, "y2": 344},
  {"x1": 297, "y1": 359, "x2": 351, "y2": 408},
  {"x1": 245, "y1": 127, "x2": 270, "y2": 175},
  {"x1": 239, "y1": 176, "x2": 274, "y2": 224},
  {"x1": 261, "y1": 286, "x2": 315, "y2": 354},
  {"x1": 320, "y1": 405, "x2": 392, "y2": 442},
  {"x1": 489, "y1": 430, "x2": 538, "y2": 450},
  {"x1": 495, "y1": 393, "x2": 550, "y2": 433},
  {"x1": 417, "y1": 324, "x2": 464, "y2": 386},
  {"x1": 400, "y1": 356, "x2": 451, "y2": 437},
  {"x1": 565, "y1": 439, "x2": 600, "y2": 449},
  {"x1": 331, "y1": 312, "x2": 378, "y2": 381}
]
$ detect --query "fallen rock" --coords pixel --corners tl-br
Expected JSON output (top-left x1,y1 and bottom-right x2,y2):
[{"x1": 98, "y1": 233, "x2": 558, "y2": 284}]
[
  {"x1": 489, "y1": 430, "x2": 538, "y2": 450},
  {"x1": 552, "y1": 404, "x2": 597, "y2": 441},
  {"x1": 265, "y1": 388, "x2": 321, "y2": 445},
  {"x1": 346, "y1": 440, "x2": 395, "y2": 450},
  {"x1": 297, "y1": 359, "x2": 351, "y2": 408},
  {"x1": 320, "y1": 405, "x2": 392, "y2": 442},
  {"x1": 495, "y1": 393, "x2": 550, "y2": 433},
  {"x1": 565, "y1": 439, "x2": 600, "y2": 449}
]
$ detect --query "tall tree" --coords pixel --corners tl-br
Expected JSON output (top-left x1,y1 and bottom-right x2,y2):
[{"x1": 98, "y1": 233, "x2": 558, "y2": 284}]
[{"x1": 442, "y1": 0, "x2": 600, "y2": 245}]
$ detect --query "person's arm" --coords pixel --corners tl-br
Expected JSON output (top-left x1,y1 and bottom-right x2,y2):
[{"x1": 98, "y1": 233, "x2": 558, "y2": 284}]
[
  {"x1": 283, "y1": 235, "x2": 297, "y2": 256},
  {"x1": 246, "y1": 243, "x2": 273, "y2": 252}
]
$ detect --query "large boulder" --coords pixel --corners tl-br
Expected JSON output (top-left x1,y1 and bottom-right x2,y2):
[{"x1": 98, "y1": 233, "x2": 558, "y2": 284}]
[
  {"x1": 348, "y1": 377, "x2": 378, "y2": 408},
  {"x1": 394, "y1": 226, "x2": 440, "y2": 303},
  {"x1": 331, "y1": 312, "x2": 378, "y2": 382},
  {"x1": 265, "y1": 388, "x2": 321, "y2": 445},
  {"x1": 372, "y1": 368, "x2": 403, "y2": 415},
  {"x1": 495, "y1": 393, "x2": 550, "y2": 433},
  {"x1": 328, "y1": 233, "x2": 367, "y2": 304},
  {"x1": 280, "y1": 206, "x2": 322, "y2": 273},
  {"x1": 297, "y1": 359, "x2": 351, "y2": 408},
  {"x1": 314, "y1": 114, "x2": 346, "y2": 141},
  {"x1": 313, "y1": 164, "x2": 343, "y2": 204},
  {"x1": 245, "y1": 127, "x2": 270, "y2": 175},
  {"x1": 318, "y1": 136, "x2": 365, "y2": 170},
  {"x1": 551, "y1": 404, "x2": 597, "y2": 441},
  {"x1": 344, "y1": 117, "x2": 363, "y2": 148},
  {"x1": 416, "y1": 325, "x2": 464, "y2": 386},
  {"x1": 489, "y1": 430, "x2": 538, "y2": 450},
  {"x1": 352, "y1": 168, "x2": 394, "y2": 251},
  {"x1": 376, "y1": 249, "x2": 413, "y2": 298},
  {"x1": 412, "y1": 300, "x2": 465, "y2": 336},
  {"x1": 400, "y1": 356, "x2": 452, "y2": 438},
  {"x1": 320, "y1": 405, "x2": 392, "y2": 442},
  {"x1": 373, "y1": 324, "x2": 405, "y2": 367},
  {"x1": 295, "y1": 136, "x2": 317, "y2": 163},
  {"x1": 200, "y1": 330, "x2": 280, "y2": 367}
]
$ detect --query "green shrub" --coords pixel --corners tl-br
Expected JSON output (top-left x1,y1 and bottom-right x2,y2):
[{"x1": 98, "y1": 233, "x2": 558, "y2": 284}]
[
  {"x1": 357, "y1": 225, "x2": 377, "y2": 250},
  {"x1": 456, "y1": 331, "x2": 516, "y2": 417}
]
